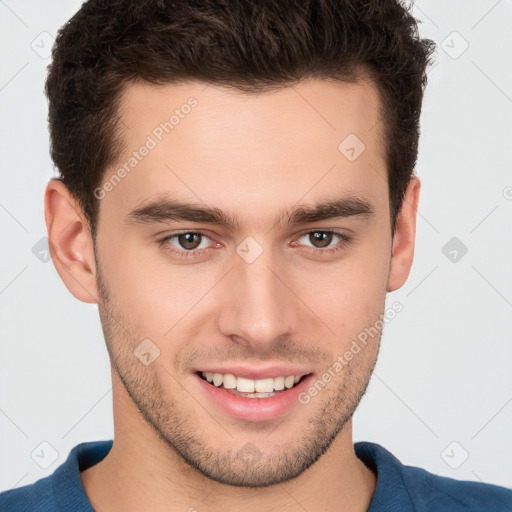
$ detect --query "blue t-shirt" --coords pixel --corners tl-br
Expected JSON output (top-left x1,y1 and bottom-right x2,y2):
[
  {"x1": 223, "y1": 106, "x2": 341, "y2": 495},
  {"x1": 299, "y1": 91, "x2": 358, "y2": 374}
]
[{"x1": 0, "y1": 440, "x2": 510, "y2": 511}]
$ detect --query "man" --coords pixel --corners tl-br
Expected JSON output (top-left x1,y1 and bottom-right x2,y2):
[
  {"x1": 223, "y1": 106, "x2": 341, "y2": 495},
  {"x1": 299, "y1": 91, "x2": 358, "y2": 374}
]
[{"x1": 0, "y1": 0, "x2": 510, "y2": 510}]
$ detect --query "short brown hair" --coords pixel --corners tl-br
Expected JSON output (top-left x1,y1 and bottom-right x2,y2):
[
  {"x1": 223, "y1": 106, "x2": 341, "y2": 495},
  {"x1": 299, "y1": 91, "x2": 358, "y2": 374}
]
[{"x1": 45, "y1": 0, "x2": 435, "y2": 238}]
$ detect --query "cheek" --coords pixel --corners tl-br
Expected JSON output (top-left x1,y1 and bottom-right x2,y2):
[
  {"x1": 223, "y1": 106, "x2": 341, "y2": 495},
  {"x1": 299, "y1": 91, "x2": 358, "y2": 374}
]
[
  {"x1": 96, "y1": 234, "x2": 165, "y2": 332},
  {"x1": 293, "y1": 235, "x2": 391, "y2": 335},
  {"x1": 97, "y1": 235, "x2": 218, "y2": 338}
]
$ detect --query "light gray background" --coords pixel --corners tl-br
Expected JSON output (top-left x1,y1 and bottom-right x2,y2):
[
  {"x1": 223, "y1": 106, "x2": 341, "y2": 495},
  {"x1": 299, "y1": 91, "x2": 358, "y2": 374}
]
[{"x1": 1, "y1": 0, "x2": 511, "y2": 492}]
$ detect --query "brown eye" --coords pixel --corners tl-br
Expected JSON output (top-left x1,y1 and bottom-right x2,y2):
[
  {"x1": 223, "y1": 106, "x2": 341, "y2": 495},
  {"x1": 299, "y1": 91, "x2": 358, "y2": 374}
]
[
  {"x1": 309, "y1": 231, "x2": 333, "y2": 248},
  {"x1": 159, "y1": 230, "x2": 217, "y2": 259},
  {"x1": 295, "y1": 230, "x2": 352, "y2": 255},
  {"x1": 176, "y1": 232, "x2": 203, "y2": 250}
]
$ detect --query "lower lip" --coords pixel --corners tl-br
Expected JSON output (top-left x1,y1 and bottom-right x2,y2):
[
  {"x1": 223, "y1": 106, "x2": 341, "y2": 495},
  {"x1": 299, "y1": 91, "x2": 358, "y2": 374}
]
[{"x1": 194, "y1": 373, "x2": 314, "y2": 422}]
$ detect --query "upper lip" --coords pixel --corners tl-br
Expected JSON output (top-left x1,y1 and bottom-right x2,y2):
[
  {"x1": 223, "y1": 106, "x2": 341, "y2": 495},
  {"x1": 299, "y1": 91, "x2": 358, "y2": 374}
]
[{"x1": 195, "y1": 365, "x2": 313, "y2": 380}]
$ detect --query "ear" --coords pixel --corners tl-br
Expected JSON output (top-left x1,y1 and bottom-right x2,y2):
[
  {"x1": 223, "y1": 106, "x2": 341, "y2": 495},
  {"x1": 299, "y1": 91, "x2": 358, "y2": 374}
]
[
  {"x1": 44, "y1": 179, "x2": 99, "y2": 303},
  {"x1": 387, "y1": 176, "x2": 421, "y2": 292}
]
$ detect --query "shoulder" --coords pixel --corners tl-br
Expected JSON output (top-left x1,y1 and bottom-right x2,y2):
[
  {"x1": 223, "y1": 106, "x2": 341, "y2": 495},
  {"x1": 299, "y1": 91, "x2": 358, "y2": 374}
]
[
  {"x1": 0, "y1": 470, "x2": 59, "y2": 512},
  {"x1": 401, "y1": 460, "x2": 512, "y2": 511},
  {"x1": 0, "y1": 440, "x2": 113, "y2": 512},
  {"x1": 355, "y1": 441, "x2": 512, "y2": 512}
]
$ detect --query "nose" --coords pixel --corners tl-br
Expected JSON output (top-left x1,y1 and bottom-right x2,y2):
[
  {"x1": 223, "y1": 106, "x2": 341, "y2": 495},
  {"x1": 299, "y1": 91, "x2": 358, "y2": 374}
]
[{"x1": 216, "y1": 246, "x2": 298, "y2": 352}]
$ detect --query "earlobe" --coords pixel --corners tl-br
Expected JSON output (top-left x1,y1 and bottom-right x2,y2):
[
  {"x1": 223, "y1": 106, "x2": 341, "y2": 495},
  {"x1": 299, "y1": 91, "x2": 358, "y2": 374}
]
[
  {"x1": 44, "y1": 179, "x2": 99, "y2": 304},
  {"x1": 387, "y1": 176, "x2": 421, "y2": 293}
]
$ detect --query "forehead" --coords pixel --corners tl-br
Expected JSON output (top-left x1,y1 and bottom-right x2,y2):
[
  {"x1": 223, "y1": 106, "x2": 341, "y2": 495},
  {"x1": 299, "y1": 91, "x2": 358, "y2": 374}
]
[{"x1": 105, "y1": 78, "x2": 387, "y2": 225}]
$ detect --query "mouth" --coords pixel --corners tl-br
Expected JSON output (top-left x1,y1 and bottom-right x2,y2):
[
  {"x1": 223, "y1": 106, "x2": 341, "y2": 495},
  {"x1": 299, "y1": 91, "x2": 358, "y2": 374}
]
[
  {"x1": 193, "y1": 370, "x2": 314, "y2": 422},
  {"x1": 197, "y1": 371, "x2": 308, "y2": 398}
]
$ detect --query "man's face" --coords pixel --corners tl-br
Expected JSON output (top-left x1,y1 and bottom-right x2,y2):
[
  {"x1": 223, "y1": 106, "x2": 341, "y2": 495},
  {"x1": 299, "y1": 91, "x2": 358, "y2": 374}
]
[{"x1": 94, "y1": 78, "x2": 393, "y2": 486}]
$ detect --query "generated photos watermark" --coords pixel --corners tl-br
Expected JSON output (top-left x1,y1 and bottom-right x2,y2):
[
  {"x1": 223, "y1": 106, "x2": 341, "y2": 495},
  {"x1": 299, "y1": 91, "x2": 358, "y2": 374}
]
[
  {"x1": 298, "y1": 301, "x2": 403, "y2": 405},
  {"x1": 94, "y1": 97, "x2": 198, "y2": 200}
]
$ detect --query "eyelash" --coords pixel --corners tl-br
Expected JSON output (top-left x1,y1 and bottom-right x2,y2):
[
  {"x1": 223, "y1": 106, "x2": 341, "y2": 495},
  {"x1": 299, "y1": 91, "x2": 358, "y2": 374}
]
[{"x1": 157, "y1": 230, "x2": 353, "y2": 259}]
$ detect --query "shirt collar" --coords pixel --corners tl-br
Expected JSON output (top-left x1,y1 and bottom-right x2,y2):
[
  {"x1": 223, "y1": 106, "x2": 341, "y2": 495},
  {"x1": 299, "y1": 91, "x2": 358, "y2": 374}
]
[
  {"x1": 52, "y1": 440, "x2": 113, "y2": 511},
  {"x1": 355, "y1": 441, "x2": 416, "y2": 512}
]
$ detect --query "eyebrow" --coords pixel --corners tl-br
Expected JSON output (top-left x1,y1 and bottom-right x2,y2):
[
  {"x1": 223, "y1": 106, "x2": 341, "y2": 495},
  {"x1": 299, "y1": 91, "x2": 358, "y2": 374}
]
[{"x1": 127, "y1": 194, "x2": 374, "y2": 229}]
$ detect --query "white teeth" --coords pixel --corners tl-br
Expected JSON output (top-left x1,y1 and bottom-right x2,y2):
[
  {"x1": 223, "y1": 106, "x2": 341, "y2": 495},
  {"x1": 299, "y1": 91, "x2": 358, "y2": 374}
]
[
  {"x1": 200, "y1": 372, "x2": 305, "y2": 392},
  {"x1": 236, "y1": 376, "x2": 255, "y2": 393},
  {"x1": 255, "y1": 378, "x2": 274, "y2": 393},
  {"x1": 246, "y1": 392, "x2": 276, "y2": 398},
  {"x1": 223, "y1": 373, "x2": 237, "y2": 389},
  {"x1": 274, "y1": 376, "x2": 285, "y2": 390}
]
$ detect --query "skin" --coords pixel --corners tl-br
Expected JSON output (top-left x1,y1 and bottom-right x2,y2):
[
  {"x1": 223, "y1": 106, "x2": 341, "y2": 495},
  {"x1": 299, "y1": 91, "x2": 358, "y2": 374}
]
[{"x1": 45, "y1": 77, "x2": 420, "y2": 511}]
